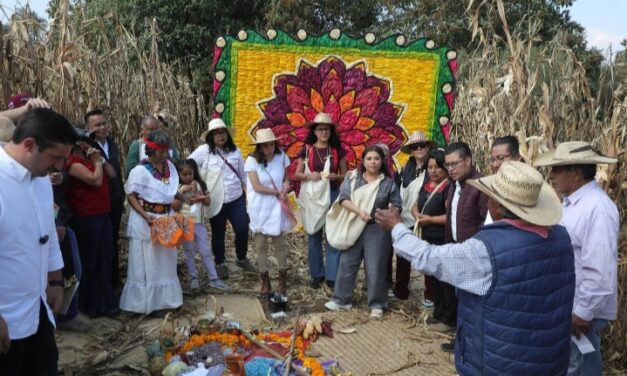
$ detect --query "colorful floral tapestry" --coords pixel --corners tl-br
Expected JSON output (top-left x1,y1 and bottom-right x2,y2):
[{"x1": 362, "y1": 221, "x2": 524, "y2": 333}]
[{"x1": 212, "y1": 29, "x2": 457, "y2": 175}]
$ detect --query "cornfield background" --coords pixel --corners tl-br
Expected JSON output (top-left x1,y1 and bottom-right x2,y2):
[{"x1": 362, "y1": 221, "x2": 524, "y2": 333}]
[{"x1": 1, "y1": 0, "x2": 625, "y2": 373}]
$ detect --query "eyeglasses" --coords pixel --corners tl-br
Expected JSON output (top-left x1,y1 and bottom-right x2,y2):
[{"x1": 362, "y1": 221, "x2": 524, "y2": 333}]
[
  {"x1": 315, "y1": 127, "x2": 331, "y2": 132},
  {"x1": 488, "y1": 154, "x2": 511, "y2": 165},
  {"x1": 409, "y1": 142, "x2": 429, "y2": 150},
  {"x1": 444, "y1": 159, "x2": 465, "y2": 170}
]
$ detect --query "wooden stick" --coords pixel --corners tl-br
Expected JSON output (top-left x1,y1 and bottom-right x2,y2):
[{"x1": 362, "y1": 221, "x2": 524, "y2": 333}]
[
  {"x1": 283, "y1": 309, "x2": 301, "y2": 376},
  {"x1": 240, "y1": 329, "x2": 310, "y2": 376}
]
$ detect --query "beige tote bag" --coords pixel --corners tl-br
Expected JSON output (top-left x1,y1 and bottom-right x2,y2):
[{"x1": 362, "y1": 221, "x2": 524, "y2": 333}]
[
  {"x1": 400, "y1": 171, "x2": 426, "y2": 227},
  {"x1": 201, "y1": 167, "x2": 225, "y2": 219},
  {"x1": 325, "y1": 171, "x2": 384, "y2": 250},
  {"x1": 297, "y1": 154, "x2": 331, "y2": 235}
]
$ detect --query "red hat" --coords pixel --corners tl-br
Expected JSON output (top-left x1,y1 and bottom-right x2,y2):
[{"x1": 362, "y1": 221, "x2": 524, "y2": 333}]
[{"x1": 7, "y1": 93, "x2": 33, "y2": 109}]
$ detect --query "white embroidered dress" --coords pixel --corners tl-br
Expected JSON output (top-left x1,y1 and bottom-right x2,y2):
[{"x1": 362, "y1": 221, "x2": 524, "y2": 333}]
[
  {"x1": 244, "y1": 152, "x2": 292, "y2": 236},
  {"x1": 119, "y1": 160, "x2": 183, "y2": 314}
]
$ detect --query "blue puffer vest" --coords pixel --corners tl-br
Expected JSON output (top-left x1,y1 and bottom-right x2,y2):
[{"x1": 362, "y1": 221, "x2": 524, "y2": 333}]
[{"x1": 455, "y1": 221, "x2": 575, "y2": 376}]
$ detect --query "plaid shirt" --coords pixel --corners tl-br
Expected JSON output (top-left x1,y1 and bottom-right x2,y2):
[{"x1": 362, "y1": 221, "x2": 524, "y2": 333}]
[{"x1": 391, "y1": 224, "x2": 492, "y2": 296}]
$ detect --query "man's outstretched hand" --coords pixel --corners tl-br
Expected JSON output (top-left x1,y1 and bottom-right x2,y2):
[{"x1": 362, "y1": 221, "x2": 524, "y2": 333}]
[{"x1": 375, "y1": 206, "x2": 402, "y2": 231}]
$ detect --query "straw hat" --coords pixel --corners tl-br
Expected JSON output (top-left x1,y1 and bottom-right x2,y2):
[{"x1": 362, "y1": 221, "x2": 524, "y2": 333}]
[
  {"x1": 0, "y1": 116, "x2": 16, "y2": 143},
  {"x1": 250, "y1": 128, "x2": 280, "y2": 145},
  {"x1": 533, "y1": 141, "x2": 617, "y2": 167},
  {"x1": 306, "y1": 112, "x2": 336, "y2": 129},
  {"x1": 467, "y1": 161, "x2": 562, "y2": 226},
  {"x1": 401, "y1": 131, "x2": 436, "y2": 154},
  {"x1": 200, "y1": 118, "x2": 231, "y2": 141}
]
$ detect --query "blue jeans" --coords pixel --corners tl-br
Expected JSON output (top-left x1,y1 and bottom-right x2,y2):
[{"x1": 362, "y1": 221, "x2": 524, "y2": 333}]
[
  {"x1": 308, "y1": 189, "x2": 340, "y2": 281},
  {"x1": 209, "y1": 194, "x2": 249, "y2": 264},
  {"x1": 57, "y1": 228, "x2": 81, "y2": 322},
  {"x1": 568, "y1": 318, "x2": 608, "y2": 376}
]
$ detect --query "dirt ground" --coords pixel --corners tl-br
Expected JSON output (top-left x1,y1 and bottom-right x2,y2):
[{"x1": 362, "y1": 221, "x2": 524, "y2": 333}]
[{"x1": 55, "y1": 228, "x2": 458, "y2": 375}]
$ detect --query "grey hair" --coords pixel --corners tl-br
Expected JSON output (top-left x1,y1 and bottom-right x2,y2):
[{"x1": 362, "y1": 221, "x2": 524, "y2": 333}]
[{"x1": 144, "y1": 130, "x2": 171, "y2": 156}]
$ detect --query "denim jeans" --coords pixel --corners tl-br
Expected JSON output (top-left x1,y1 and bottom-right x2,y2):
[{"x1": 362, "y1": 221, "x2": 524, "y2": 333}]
[
  {"x1": 57, "y1": 227, "x2": 82, "y2": 322},
  {"x1": 209, "y1": 194, "x2": 249, "y2": 264},
  {"x1": 308, "y1": 189, "x2": 340, "y2": 281},
  {"x1": 568, "y1": 318, "x2": 608, "y2": 376}
]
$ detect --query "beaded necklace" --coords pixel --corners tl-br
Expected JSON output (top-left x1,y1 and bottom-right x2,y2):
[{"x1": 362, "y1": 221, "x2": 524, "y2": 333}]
[{"x1": 141, "y1": 159, "x2": 170, "y2": 184}]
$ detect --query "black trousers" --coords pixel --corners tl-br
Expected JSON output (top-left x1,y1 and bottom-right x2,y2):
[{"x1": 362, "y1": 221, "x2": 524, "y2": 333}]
[
  {"x1": 0, "y1": 300, "x2": 58, "y2": 376},
  {"x1": 432, "y1": 279, "x2": 458, "y2": 327}
]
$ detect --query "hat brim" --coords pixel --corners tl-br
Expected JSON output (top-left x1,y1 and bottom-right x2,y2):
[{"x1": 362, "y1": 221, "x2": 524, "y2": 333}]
[
  {"x1": 467, "y1": 175, "x2": 562, "y2": 226},
  {"x1": 400, "y1": 140, "x2": 437, "y2": 154},
  {"x1": 305, "y1": 121, "x2": 337, "y2": 129},
  {"x1": 200, "y1": 126, "x2": 233, "y2": 142},
  {"x1": 250, "y1": 135, "x2": 283, "y2": 145},
  {"x1": 533, "y1": 150, "x2": 618, "y2": 167}
]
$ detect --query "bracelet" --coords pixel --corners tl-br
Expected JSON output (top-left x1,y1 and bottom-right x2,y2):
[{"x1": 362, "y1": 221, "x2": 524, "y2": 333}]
[{"x1": 48, "y1": 279, "x2": 64, "y2": 287}]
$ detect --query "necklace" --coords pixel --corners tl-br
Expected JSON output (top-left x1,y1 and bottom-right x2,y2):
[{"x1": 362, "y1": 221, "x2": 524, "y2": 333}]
[
  {"x1": 141, "y1": 160, "x2": 170, "y2": 184},
  {"x1": 314, "y1": 146, "x2": 329, "y2": 164}
]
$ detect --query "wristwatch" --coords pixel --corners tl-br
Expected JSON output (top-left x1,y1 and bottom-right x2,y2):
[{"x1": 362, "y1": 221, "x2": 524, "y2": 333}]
[{"x1": 48, "y1": 279, "x2": 64, "y2": 287}]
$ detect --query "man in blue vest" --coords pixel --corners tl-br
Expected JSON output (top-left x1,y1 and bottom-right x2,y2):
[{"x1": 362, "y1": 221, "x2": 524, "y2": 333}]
[{"x1": 375, "y1": 161, "x2": 575, "y2": 375}]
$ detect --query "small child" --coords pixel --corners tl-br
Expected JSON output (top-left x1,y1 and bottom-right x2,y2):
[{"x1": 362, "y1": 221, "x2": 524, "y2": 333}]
[{"x1": 174, "y1": 159, "x2": 229, "y2": 291}]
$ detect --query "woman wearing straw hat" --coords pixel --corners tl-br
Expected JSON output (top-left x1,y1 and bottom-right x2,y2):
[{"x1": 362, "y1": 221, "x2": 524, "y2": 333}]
[
  {"x1": 324, "y1": 145, "x2": 402, "y2": 320},
  {"x1": 294, "y1": 113, "x2": 347, "y2": 289},
  {"x1": 376, "y1": 161, "x2": 576, "y2": 376},
  {"x1": 391, "y1": 131, "x2": 435, "y2": 301},
  {"x1": 188, "y1": 118, "x2": 256, "y2": 279},
  {"x1": 245, "y1": 128, "x2": 295, "y2": 294},
  {"x1": 534, "y1": 141, "x2": 619, "y2": 376}
]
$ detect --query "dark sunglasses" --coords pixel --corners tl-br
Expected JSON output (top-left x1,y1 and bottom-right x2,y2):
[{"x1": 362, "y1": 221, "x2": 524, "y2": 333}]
[{"x1": 409, "y1": 142, "x2": 429, "y2": 150}]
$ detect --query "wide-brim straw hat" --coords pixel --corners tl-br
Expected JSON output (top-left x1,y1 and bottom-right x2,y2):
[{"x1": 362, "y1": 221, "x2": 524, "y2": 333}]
[
  {"x1": 250, "y1": 128, "x2": 281, "y2": 145},
  {"x1": 200, "y1": 118, "x2": 232, "y2": 141},
  {"x1": 467, "y1": 161, "x2": 562, "y2": 226},
  {"x1": 534, "y1": 141, "x2": 617, "y2": 167},
  {"x1": 0, "y1": 116, "x2": 16, "y2": 143},
  {"x1": 401, "y1": 131, "x2": 436, "y2": 154},
  {"x1": 305, "y1": 112, "x2": 336, "y2": 129}
]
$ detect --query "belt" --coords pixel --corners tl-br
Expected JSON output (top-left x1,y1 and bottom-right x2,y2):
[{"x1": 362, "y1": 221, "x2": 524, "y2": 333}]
[{"x1": 142, "y1": 201, "x2": 171, "y2": 214}]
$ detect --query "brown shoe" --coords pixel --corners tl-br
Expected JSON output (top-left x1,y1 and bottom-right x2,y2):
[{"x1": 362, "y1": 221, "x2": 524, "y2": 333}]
[
  {"x1": 260, "y1": 272, "x2": 271, "y2": 295},
  {"x1": 277, "y1": 269, "x2": 287, "y2": 294}
]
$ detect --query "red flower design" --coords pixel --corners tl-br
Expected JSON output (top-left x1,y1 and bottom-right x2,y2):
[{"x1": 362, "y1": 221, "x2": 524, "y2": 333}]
[{"x1": 252, "y1": 56, "x2": 407, "y2": 180}]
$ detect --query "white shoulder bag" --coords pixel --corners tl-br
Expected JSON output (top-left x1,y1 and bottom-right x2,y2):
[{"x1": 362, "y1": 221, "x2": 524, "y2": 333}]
[
  {"x1": 297, "y1": 149, "x2": 331, "y2": 235},
  {"x1": 325, "y1": 171, "x2": 384, "y2": 250}
]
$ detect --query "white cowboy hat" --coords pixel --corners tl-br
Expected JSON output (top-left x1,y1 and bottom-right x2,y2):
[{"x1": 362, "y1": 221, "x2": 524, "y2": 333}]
[
  {"x1": 200, "y1": 118, "x2": 232, "y2": 141},
  {"x1": 250, "y1": 128, "x2": 281, "y2": 145},
  {"x1": 467, "y1": 161, "x2": 562, "y2": 226},
  {"x1": 400, "y1": 131, "x2": 436, "y2": 154},
  {"x1": 306, "y1": 112, "x2": 336, "y2": 128},
  {"x1": 0, "y1": 116, "x2": 16, "y2": 143},
  {"x1": 533, "y1": 141, "x2": 617, "y2": 167}
]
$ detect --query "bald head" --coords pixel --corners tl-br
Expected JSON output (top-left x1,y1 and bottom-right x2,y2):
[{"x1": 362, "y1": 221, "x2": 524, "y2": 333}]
[{"x1": 140, "y1": 115, "x2": 160, "y2": 138}]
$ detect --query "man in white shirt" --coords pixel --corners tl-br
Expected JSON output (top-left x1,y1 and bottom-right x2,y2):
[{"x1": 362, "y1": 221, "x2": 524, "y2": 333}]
[
  {"x1": 534, "y1": 141, "x2": 619, "y2": 376},
  {"x1": 484, "y1": 135, "x2": 522, "y2": 225},
  {"x1": 0, "y1": 108, "x2": 78, "y2": 375}
]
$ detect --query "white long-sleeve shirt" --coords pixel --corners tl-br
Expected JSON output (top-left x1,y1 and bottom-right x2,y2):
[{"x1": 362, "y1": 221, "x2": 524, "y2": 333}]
[
  {"x1": 189, "y1": 144, "x2": 246, "y2": 203},
  {"x1": 0, "y1": 146, "x2": 63, "y2": 339},
  {"x1": 560, "y1": 181, "x2": 618, "y2": 321}
]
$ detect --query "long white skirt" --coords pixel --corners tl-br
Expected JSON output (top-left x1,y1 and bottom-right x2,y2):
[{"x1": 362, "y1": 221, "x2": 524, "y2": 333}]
[{"x1": 120, "y1": 238, "x2": 183, "y2": 314}]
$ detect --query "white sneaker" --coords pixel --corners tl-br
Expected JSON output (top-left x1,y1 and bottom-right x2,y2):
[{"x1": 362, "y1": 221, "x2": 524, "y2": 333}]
[
  {"x1": 324, "y1": 300, "x2": 352, "y2": 311},
  {"x1": 370, "y1": 308, "x2": 383, "y2": 320},
  {"x1": 190, "y1": 278, "x2": 199, "y2": 290}
]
